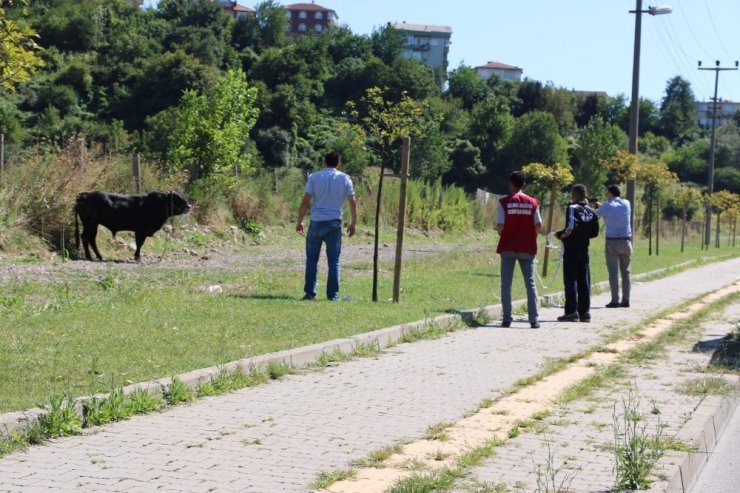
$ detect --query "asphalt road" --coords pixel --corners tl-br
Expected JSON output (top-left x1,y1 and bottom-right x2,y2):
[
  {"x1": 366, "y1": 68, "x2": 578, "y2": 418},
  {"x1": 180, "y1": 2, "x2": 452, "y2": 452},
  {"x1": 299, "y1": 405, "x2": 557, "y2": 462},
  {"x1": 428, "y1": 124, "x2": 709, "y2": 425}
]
[{"x1": 693, "y1": 402, "x2": 740, "y2": 492}]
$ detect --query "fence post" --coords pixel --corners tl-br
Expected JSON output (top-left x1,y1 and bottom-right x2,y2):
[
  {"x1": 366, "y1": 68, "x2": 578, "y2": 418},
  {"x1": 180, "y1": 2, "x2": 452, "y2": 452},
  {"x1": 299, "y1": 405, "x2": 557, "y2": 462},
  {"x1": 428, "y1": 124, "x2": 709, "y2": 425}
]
[
  {"x1": 0, "y1": 133, "x2": 4, "y2": 185},
  {"x1": 392, "y1": 137, "x2": 411, "y2": 303},
  {"x1": 132, "y1": 149, "x2": 142, "y2": 193}
]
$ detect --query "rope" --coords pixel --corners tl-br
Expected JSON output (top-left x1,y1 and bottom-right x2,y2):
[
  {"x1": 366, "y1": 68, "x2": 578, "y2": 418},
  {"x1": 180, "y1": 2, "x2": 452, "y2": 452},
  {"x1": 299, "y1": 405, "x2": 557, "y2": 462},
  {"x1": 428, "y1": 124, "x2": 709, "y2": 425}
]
[{"x1": 534, "y1": 233, "x2": 564, "y2": 291}]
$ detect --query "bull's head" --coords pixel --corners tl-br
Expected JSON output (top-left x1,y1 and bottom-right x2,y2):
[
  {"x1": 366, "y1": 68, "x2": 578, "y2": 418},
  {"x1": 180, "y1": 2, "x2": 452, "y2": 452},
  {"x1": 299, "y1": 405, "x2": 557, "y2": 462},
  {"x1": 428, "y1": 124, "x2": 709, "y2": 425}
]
[{"x1": 168, "y1": 191, "x2": 191, "y2": 216}]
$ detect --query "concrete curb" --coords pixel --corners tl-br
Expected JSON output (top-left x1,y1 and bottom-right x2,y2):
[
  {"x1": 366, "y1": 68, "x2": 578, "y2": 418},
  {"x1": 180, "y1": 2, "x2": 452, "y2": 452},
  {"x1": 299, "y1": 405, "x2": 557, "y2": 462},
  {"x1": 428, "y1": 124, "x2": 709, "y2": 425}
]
[
  {"x1": 651, "y1": 375, "x2": 740, "y2": 493},
  {"x1": 0, "y1": 258, "x2": 706, "y2": 441}
]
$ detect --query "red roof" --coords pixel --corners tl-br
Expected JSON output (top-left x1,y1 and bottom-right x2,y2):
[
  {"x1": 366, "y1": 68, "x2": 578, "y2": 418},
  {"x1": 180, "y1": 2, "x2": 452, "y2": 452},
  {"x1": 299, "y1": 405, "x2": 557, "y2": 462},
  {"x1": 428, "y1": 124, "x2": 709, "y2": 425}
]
[
  {"x1": 476, "y1": 61, "x2": 522, "y2": 71},
  {"x1": 286, "y1": 2, "x2": 336, "y2": 13},
  {"x1": 233, "y1": 4, "x2": 254, "y2": 12}
]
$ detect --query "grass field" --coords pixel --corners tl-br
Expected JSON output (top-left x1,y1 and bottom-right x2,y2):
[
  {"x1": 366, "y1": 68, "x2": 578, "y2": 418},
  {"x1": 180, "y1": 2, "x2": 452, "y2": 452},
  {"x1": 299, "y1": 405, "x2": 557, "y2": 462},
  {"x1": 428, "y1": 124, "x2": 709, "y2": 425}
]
[{"x1": 1, "y1": 231, "x2": 737, "y2": 413}]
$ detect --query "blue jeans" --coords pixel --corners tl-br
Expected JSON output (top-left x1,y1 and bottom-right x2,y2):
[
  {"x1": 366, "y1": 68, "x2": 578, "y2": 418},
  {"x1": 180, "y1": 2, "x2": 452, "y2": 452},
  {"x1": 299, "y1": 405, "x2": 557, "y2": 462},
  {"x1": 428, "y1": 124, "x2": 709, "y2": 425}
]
[
  {"x1": 304, "y1": 220, "x2": 342, "y2": 300},
  {"x1": 500, "y1": 252, "x2": 539, "y2": 324}
]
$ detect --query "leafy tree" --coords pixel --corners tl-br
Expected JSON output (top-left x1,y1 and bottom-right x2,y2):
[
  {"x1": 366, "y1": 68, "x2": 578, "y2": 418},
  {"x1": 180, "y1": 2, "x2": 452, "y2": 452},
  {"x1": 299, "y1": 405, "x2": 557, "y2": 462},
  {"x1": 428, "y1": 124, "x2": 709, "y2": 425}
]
[
  {"x1": 500, "y1": 110, "x2": 567, "y2": 191},
  {"x1": 169, "y1": 69, "x2": 259, "y2": 179},
  {"x1": 715, "y1": 167, "x2": 740, "y2": 194},
  {"x1": 411, "y1": 121, "x2": 449, "y2": 182},
  {"x1": 443, "y1": 139, "x2": 484, "y2": 193},
  {"x1": 709, "y1": 190, "x2": 739, "y2": 248},
  {"x1": 638, "y1": 162, "x2": 678, "y2": 255},
  {"x1": 602, "y1": 149, "x2": 638, "y2": 185},
  {"x1": 370, "y1": 24, "x2": 404, "y2": 66},
  {"x1": 572, "y1": 116, "x2": 625, "y2": 192},
  {"x1": 254, "y1": 125, "x2": 292, "y2": 169},
  {"x1": 521, "y1": 162, "x2": 574, "y2": 276},
  {"x1": 659, "y1": 76, "x2": 698, "y2": 142},
  {"x1": 0, "y1": 0, "x2": 43, "y2": 91},
  {"x1": 674, "y1": 184, "x2": 702, "y2": 252},
  {"x1": 638, "y1": 131, "x2": 671, "y2": 158},
  {"x1": 666, "y1": 139, "x2": 709, "y2": 184},
  {"x1": 469, "y1": 97, "x2": 514, "y2": 185},
  {"x1": 446, "y1": 66, "x2": 489, "y2": 110},
  {"x1": 617, "y1": 97, "x2": 660, "y2": 136}
]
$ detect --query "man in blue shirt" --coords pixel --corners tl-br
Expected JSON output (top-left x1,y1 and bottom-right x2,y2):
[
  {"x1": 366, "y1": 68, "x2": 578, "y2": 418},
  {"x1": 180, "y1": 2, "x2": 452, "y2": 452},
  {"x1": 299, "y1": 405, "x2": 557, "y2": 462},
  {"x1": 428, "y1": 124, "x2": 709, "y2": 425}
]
[
  {"x1": 296, "y1": 151, "x2": 357, "y2": 301},
  {"x1": 593, "y1": 184, "x2": 632, "y2": 308}
]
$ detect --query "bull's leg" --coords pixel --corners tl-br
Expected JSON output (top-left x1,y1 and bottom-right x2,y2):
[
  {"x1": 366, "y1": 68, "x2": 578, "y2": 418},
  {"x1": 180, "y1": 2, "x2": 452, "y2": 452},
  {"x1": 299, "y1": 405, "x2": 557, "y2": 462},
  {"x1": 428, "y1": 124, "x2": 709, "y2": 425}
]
[
  {"x1": 134, "y1": 231, "x2": 147, "y2": 262},
  {"x1": 87, "y1": 224, "x2": 104, "y2": 261},
  {"x1": 81, "y1": 224, "x2": 95, "y2": 261}
]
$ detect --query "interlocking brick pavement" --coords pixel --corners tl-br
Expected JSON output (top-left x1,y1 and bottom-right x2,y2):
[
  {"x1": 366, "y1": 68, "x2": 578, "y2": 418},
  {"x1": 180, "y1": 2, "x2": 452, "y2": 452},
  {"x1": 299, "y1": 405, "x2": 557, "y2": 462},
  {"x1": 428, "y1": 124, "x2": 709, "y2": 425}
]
[{"x1": 0, "y1": 258, "x2": 738, "y2": 492}]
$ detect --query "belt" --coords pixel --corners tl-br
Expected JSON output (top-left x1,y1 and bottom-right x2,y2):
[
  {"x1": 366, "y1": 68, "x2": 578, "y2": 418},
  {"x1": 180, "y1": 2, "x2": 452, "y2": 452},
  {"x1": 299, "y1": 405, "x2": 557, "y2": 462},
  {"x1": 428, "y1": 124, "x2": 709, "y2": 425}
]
[{"x1": 606, "y1": 237, "x2": 631, "y2": 241}]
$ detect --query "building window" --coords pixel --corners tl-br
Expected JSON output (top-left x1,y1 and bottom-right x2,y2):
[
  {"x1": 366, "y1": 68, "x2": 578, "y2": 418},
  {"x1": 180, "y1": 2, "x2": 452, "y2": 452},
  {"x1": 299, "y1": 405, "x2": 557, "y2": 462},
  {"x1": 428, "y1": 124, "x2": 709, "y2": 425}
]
[
  {"x1": 314, "y1": 24, "x2": 323, "y2": 32},
  {"x1": 298, "y1": 23, "x2": 307, "y2": 32},
  {"x1": 286, "y1": 11, "x2": 292, "y2": 19},
  {"x1": 315, "y1": 11, "x2": 323, "y2": 20},
  {"x1": 299, "y1": 10, "x2": 307, "y2": 19}
]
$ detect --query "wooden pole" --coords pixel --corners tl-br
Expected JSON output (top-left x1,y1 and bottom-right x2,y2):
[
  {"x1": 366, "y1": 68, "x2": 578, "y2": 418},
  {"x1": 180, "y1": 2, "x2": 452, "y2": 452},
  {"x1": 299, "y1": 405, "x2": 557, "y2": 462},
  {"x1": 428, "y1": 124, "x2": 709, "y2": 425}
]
[
  {"x1": 542, "y1": 183, "x2": 556, "y2": 277},
  {"x1": 0, "y1": 133, "x2": 4, "y2": 185},
  {"x1": 392, "y1": 137, "x2": 411, "y2": 303},
  {"x1": 132, "y1": 150, "x2": 142, "y2": 193},
  {"x1": 372, "y1": 161, "x2": 386, "y2": 303},
  {"x1": 680, "y1": 207, "x2": 686, "y2": 253},
  {"x1": 715, "y1": 211, "x2": 721, "y2": 249},
  {"x1": 655, "y1": 192, "x2": 660, "y2": 256}
]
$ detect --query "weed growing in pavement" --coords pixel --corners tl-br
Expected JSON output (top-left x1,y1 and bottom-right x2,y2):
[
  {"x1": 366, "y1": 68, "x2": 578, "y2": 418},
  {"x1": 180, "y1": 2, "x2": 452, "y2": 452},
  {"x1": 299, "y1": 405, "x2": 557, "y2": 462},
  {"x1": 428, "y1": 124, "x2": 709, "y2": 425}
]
[
  {"x1": 676, "y1": 376, "x2": 736, "y2": 397},
  {"x1": 400, "y1": 457, "x2": 428, "y2": 471},
  {"x1": 126, "y1": 389, "x2": 165, "y2": 414},
  {"x1": 266, "y1": 361, "x2": 296, "y2": 380},
  {"x1": 429, "y1": 449, "x2": 452, "y2": 462},
  {"x1": 84, "y1": 388, "x2": 133, "y2": 426},
  {"x1": 352, "y1": 340, "x2": 381, "y2": 358},
  {"x1": 474, "y1": 308, "x2": 491, "y2": 327},
  {"x1": 612, "y1": 389, "x2": 664, "y2": 491},
  {"x1": 36, "y1": 393, "x2": 82, "y2": 439},
  {"x1": 424, "y1": 421, "x2": 455, "y2": 441},
  {"x1": 315, "y1": 348, "x2": 353, "y2": 367},
  {"x1": 311, "y1": 469, "x2": 357, "y2": 490},
  {"x1": 531, "y1": 437, "x2": 578, "y2": 493},
  {"x1": 386, "y1": 467, "x2": 465, "y2": 492},
  {"x1": 164, "y1": 377, "x2": 195, "y2": 405},
  {"x1": 457, "y1": 437, "x2": 505, "y2": 468},
  {"x1": 350, "y1": 443, "x2": 403, "y2": 468}
]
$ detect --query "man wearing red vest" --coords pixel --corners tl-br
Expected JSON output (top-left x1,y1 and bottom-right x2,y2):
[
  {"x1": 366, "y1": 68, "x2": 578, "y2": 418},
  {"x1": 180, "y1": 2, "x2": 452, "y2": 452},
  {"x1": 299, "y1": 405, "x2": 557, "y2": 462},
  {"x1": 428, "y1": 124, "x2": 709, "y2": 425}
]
[{"x1": 496, "y1": 171, "x2": 542, "y2": 329}]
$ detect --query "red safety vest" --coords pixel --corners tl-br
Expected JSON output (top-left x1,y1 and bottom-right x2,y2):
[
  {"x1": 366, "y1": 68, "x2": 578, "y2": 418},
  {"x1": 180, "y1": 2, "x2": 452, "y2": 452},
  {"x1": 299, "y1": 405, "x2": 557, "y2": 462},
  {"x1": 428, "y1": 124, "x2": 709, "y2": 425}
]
[{"x1": 496, "y1": 193, "x2": 539, "y2": 255}]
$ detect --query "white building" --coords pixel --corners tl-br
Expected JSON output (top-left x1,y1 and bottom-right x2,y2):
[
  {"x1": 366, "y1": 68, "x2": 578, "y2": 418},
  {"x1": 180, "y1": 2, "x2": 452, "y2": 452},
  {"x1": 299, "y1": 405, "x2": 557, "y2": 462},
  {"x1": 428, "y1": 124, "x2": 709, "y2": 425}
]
[
  {"x1": 696, "y1": 100, "x2": 740, "y2": 129},
  {"x1": 475, "y1": 61, "x2": 523, "y2": 82}
]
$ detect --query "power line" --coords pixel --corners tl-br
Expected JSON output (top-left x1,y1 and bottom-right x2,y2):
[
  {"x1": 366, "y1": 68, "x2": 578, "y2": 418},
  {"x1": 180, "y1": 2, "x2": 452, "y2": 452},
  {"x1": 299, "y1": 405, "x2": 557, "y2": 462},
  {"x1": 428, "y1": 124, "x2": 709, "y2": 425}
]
[
  {"x1": 649, "y1": 20, "x2": 710, "y2": 98},
  {"x1": 658, "y1": 18, "x2": 713, "y2": 95},
  {"x1": 702, "y1": 0, "x2": 734, "y2": 59},
  {"x1": 674, "y1": 0, "x2": 713, "y2": 59}
]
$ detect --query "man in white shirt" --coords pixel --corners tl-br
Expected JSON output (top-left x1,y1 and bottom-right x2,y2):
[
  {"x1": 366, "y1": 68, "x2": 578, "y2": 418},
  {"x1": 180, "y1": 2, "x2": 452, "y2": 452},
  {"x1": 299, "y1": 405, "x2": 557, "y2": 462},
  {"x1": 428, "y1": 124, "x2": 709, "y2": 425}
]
[{"x1": 296, "y1": 152, "x2": 357, "y2": 301}]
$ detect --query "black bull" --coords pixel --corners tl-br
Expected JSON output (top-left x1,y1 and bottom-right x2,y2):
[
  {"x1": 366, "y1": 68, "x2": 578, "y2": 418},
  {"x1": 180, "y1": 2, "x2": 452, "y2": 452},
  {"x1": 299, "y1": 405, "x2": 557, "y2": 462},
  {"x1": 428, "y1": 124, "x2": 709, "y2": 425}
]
[{"x1": 74, "y1": 191, "x2": 191, "y2": 261}]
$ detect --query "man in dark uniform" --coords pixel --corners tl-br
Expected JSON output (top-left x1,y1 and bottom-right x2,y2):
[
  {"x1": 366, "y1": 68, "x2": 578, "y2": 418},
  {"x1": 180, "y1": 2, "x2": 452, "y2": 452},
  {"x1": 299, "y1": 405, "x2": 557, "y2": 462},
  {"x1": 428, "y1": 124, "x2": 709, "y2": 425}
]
[{"x1": 555, "y1": 184, "x2": 599, "y2": 322}]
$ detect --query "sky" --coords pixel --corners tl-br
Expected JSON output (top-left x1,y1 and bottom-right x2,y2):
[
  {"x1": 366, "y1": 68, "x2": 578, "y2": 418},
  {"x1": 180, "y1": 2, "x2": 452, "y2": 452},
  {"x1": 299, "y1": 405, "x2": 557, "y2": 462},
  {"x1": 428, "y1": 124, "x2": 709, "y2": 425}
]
[{"x1": 142, "y1": 0, "x2": 740, "y2": 103}]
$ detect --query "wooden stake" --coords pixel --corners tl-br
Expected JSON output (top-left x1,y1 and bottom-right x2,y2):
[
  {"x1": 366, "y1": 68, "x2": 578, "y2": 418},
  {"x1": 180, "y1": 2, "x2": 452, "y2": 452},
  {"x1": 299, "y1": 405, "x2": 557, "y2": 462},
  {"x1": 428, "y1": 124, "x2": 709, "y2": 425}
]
[
  {"x1": 132, "y1": 150, "x2": 142, "y2": 193},
  {"x1": 655, "y1": 192, "x2": 660, "y2": 256},
  {"x1": 392, "y1": 137, "x2": 411, "y2": 303},
  {"x1": 542, "y1": 183, "x2": 556, "y2": 277},
  {"x1": 0, "y1": 133, "x2": 4, "y2": 185}
]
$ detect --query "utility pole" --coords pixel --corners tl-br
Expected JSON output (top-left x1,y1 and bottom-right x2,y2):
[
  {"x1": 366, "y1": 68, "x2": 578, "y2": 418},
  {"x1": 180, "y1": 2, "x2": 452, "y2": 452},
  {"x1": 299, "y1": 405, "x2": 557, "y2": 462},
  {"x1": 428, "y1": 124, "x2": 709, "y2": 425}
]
[
  {"x1": 698, "y1": 60, "x2": 738, "y2": 248},
  {"x1": 626, "y1": 2, "x2": 671, "y2": 236}
]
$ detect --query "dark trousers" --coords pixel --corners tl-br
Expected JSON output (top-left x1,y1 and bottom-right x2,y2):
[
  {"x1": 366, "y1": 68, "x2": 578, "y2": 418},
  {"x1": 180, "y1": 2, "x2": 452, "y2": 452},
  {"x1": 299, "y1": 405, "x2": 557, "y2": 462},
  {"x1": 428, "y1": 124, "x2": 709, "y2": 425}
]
[{"x1": 563, "y1": 246, "x2": 591, "y2": 316}]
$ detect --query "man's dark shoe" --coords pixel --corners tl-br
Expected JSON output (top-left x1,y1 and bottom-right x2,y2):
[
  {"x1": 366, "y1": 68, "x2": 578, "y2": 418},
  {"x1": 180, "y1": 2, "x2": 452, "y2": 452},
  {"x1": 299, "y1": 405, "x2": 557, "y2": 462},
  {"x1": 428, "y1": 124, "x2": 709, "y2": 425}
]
[
  {"x1": 620, "y1": 301, "x2": 630, "y2": 308},
  {"x1": 557, "y1": 313, "x2": 579, "y2": 322},
  {"x1": 606, "y1": 302, "x2": 620, "y2": 308},
  {"x1": 579, "y1": 313, "x2": 591, "y2": 323},
  {"x1": 301, "y1": 295, "x2": 316, "y2": 301},
  {"x1": 501, "y1": 321, "x2": 512, "y2": 328},
  {"x1": 531, "y1": 322, "x2": 541, "y2": 329}
]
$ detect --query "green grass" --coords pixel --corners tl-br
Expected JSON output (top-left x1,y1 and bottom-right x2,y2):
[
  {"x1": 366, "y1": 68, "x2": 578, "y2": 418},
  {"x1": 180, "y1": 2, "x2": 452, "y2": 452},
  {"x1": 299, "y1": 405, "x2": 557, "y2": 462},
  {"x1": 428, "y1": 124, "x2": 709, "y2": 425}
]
[
  {"x1": 0, "y1": 234, "x2": 736, "y2": 413},
  {"x1": 350, "y1": 443, "x2": 404, "y2": 468},
  {"x1": 423, "y1": 421, "x2": 455, "y2": 441},
  {"x1": 311, "y1": 468, "x2": 357, "y2": 490}
]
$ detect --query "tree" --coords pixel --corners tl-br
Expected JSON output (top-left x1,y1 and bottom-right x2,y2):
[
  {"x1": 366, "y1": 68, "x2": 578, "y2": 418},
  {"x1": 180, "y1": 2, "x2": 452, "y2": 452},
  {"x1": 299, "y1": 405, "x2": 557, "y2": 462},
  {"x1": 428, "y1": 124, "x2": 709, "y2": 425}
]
[
  {"x1": 521, "y1": 162, "x2": 574, "y2": 276},
  {"x1": 659, "y1": 76, "x2": 698, "y2": 142},
  {"x1": 709, "y1": 190, "x2": 739, "y2": 249},
  {"x1": 349, "y1": 87, "x2": 424, "y2": 302},
  {"x1": 572, "y1": 116, "x2": 625, "y2": 193},
  {"x1": 500, "y1": 111, "x2": 568, "y2": 191},
  {"x1": 715, "y1": 167, "x2": 740, "y2": 194},
  {"x1": 169, "y1": 69, "x2": 259, "y2": 179},
  {"x1": 602, "y1": 149, "x2": 639, "y2": 184},
  {"x1": 675, "y1": 184, "x2": 702, "y2": 252},
  {"x1": 446, "y1": 66, "x2": 489, "y2": 110},
  {"x1": 0, "y1": 0, "x2": 43, "y2": 91},
  {"x1": 469, "y1": 97, "x2": 514, "y2": 185},
  {"x1": 443, "y1": 140, "x2": 485, "y2": 193},
  {"x1": 638, "y1": 162, "x2": 678, "y2": 255}
]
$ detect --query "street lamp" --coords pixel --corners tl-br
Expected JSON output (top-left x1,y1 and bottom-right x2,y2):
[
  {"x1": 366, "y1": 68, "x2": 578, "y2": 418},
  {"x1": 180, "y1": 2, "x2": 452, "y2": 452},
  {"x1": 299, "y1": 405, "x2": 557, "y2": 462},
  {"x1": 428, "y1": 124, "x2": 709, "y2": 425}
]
[{"x1": 626, "y1": 2, "x2": 672, "y2": 236}]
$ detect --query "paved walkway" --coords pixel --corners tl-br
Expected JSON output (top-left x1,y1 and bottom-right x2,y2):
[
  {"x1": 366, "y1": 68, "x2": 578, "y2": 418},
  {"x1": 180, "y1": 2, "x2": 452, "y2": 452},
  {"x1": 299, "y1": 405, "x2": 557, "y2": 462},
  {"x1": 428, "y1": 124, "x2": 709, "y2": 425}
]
[{"x1": 0, "y1": 258, "x2": 739, "y2": 492}]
